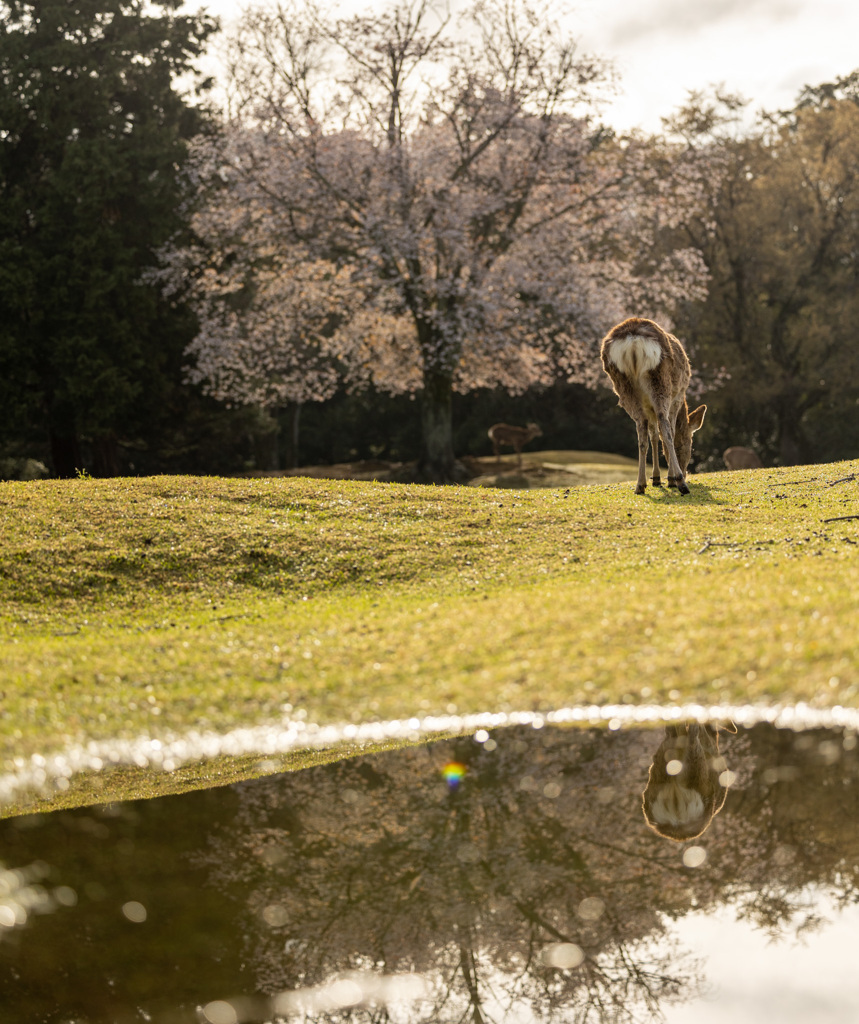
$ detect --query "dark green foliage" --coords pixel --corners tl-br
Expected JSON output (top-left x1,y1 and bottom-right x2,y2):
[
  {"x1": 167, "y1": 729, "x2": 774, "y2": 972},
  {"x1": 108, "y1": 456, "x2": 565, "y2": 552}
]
[
  {"x1": 287, "y1": 381, "x2": 630, "y2": 470},
  {"x1": 452, "y1": 381, "x2": 634, "y2": 464},
  {"x1": 0, "y1": 0, "x2": 217, "y2": 475}
]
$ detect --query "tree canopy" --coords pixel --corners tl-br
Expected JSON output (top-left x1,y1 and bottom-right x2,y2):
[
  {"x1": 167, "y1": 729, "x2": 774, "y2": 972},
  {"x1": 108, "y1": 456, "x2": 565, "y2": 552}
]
[{"x1": 672, "y1": 79, "x2": 859, "y2": 465}]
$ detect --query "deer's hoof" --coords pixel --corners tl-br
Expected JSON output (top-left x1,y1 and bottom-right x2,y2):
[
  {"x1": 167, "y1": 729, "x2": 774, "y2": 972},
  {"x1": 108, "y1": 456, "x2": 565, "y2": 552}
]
[
  {"x1": 651, "y1": 479, "x2": 662, "y2": 487},
  {"x1": 635, "y1": 483, "x2": 646, "y2": 495},
  {"x1": 678, "y1": 481, "x2": 690, "y2": 496}
]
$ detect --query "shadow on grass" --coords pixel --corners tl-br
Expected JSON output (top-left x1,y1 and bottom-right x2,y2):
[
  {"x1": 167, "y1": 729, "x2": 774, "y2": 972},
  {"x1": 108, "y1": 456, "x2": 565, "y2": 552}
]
[{"x1": 642, "y1": 479, "x2": 720, "y2": 505}]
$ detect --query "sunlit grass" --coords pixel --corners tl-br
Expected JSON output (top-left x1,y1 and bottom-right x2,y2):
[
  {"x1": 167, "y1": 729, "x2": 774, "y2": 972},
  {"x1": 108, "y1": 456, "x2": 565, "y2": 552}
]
[{"x1": 1, "y1": 461, "x2": 857, "y2": 812}]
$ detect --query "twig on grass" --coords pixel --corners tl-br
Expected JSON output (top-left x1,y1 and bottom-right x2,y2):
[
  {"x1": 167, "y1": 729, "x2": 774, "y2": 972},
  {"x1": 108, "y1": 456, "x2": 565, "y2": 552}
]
[
  {"x1": 822, "y1": 515, "x2": 859, "y2": 523},
  {"x1": 828, "y1": 474, "x2": 857, "y2": 487},
  {"x1": 696, "y1": 540, "x2": 740, "y2": 555},
  {"x1": 697, "y1": 539, "x2": 775, "y2": 555}
]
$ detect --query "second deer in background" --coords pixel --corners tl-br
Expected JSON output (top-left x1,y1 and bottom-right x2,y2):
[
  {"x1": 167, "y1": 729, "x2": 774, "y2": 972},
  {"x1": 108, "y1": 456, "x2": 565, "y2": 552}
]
[
  {"x1": 487, "y1": 422, "x2": 543, "y2": 467},
  {"x1": 723, "y1": 446, "x2": 762, "y2": 470}
]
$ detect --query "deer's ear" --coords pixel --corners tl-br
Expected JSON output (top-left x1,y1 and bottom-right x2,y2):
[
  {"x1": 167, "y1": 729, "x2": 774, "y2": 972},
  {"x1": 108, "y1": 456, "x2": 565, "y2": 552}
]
[{"x1": 688, "y1": 404, "x2": 707, "y2": 432}]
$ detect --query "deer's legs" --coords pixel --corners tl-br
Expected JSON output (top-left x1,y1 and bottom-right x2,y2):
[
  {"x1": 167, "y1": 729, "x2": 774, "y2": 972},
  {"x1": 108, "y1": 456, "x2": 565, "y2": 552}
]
[
  {"x1": 635, "y1": 418, "x2": 649, "y2": 494},
  {"x1": 649, "y1": 425, "x2": 662, "y2": 486},
  {"x1": 658, "y1": 414, "x2": 690, "y2": 494}
]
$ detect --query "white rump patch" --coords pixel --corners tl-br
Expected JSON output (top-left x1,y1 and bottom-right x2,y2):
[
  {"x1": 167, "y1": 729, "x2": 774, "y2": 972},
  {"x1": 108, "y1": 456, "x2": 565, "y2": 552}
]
[
  {"x1": 607, "y1": 334, "x2": 662, "y2": 377},
  {"x1": 651, "y1": 781, "x2": 706, "y2": 827}
]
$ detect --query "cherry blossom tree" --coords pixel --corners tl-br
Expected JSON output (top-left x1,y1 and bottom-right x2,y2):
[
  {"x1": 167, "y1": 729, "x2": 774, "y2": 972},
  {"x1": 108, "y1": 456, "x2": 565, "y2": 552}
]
[{"x1": 163, "y1": 0, "x2": 715, "y2": 481}]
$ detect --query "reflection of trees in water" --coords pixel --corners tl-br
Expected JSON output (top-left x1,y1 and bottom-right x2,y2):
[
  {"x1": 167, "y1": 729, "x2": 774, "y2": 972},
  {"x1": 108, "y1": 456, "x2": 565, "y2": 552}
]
[
  {"x1": 201, "y1": 728, "x2": 705, "y2": 1022},
  {"x1": 200, "y1": 724, "x2": 859, "y2": 1023},
  {"x1": 2, "y1": 724, "x2": 858, "y2": 1023},
  {"x1": 711, "y1": 727, "x2": 859, "y2": 938}
]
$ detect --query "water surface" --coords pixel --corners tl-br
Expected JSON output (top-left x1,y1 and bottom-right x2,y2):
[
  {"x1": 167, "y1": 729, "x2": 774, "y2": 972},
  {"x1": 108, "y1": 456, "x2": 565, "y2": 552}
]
[{"x1": 1, "y1": 721, "x2": 858, "y2": 1023}]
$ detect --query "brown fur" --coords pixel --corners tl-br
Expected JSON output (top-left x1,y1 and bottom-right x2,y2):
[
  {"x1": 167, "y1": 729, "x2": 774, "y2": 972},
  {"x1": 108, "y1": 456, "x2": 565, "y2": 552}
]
[
  {"x1": 487, "y1": 422, "x2": 543, "y2": 467},
  {"x1": 600, "y1": 317, "x2": 706, "y2": 495},
  {"x1": 723, "y1": 446, "x2": 762, "y2": 470},
  {"x1": 642, "y1": 722, "x2": 736, "y2": 842}
]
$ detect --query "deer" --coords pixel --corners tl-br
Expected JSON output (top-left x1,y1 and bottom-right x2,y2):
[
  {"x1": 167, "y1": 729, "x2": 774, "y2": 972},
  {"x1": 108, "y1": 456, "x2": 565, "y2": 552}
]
[
  {"x1": 600, "y1": 317, "x2": 706, "y2": 495},
  {"x1": 723, "y1": 446, "x2": 762, "y2": 470},
  {"x1": 487, "y1": 422, "x2": 543, "y2": 467},
  {"x1": 642, "y1": 721, "x2": 736, "y2": 842}
]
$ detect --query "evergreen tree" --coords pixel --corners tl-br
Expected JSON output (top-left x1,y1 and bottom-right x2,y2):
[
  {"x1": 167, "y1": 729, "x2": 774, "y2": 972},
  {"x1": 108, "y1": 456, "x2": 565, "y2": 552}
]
[{"x1": 0, "y1": 0, "x2": 217, "y2": 476}]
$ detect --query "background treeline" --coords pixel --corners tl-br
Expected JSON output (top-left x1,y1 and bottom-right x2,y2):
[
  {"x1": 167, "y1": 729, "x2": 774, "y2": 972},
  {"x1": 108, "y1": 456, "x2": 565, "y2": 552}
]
[{"x1": 1, "y1": 0, "x2": 858, "y2": 479}]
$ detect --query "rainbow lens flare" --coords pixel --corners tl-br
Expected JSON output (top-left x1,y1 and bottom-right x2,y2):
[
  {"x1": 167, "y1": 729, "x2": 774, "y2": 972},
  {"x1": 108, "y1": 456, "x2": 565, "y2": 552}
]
[{"x1": 442, "y1": 762, "x2": 467, "y2": 789}]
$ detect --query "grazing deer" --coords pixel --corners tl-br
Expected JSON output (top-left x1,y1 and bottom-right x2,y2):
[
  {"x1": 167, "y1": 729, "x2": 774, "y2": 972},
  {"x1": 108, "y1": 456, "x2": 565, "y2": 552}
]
[
  {"x1": 600, "y1": 317, "x2": 706, "y2": 495},
  {"x1": 487, "y1": 422, "x2": 543, "y2": 467},
  {"x1": 642, "y1": 722, "x2": 736, "y2": 842},
  {"x1": 723, "y1": 446, "x2": 762, "y2": 470}
]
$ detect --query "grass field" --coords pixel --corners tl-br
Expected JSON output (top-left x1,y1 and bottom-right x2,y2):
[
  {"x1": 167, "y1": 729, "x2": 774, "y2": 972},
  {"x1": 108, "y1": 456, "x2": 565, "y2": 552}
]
[{"x1": 1, "y1": 457, "x2": 857, "y2": 814}]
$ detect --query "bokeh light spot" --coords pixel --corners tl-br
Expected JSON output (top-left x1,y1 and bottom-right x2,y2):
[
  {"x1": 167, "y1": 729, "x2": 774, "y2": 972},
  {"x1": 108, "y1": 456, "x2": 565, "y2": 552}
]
[
  {"x1": 542, "y1": 942, "x2": 584, "y2": 969},
  {"x1": 327, "y1": 979, "x2": 363, "y2": 1007},
  {"x1": 263, "y1": 904, "x2": 290, "y2": 927},
  {"x1": 121, "y1": 901, "x2": 147, "y2": 923},
  {"x1": 53, "y1": 886, "x2": 77, "y2": 907},
  {"x1": 202, "y1": 1000, "x2": 238, "y2": 1024},
  {"x1": 682, "y1": 846, "x2": 707, "y2": 868},
  {"x1": 577, "y1": 897, "x2": 605, "y2": 921}
]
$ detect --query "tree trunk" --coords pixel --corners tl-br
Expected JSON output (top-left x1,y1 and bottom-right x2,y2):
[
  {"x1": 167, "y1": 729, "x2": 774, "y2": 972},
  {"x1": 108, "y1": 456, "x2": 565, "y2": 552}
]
[
  {"x1": 252, "y1": 406, "x2": 281, "y2": 471},
  {"x1": 777, "y1": 425, "x2": 804, "y2": 466},
  {"x1": 47, "y1": 399, "x2": 83, "y2": 478},
  {"x1": 417, "y1": 368, "x2": 468, "y2": 483},
  {"x1": 282, "y1": 402, "x2": 301, "y2": 470},
  {"x1": 775, "y1": 398, "x2": 806, "y2": 465},
  {"x1": 92, "y1": 433, "x2": 122, "y2": 477}
]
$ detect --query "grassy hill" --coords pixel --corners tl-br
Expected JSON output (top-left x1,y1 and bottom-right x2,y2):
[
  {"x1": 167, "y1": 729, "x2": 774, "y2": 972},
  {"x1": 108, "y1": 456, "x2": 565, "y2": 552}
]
[{"x1": 1, "y1": 458, "x2": 857, "y2": 813}]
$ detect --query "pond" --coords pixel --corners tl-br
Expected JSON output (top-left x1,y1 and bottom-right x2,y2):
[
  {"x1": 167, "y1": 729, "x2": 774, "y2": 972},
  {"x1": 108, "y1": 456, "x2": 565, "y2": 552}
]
[{"x1": 1, "y1": 720, "x2": 858, "y2": 1023}]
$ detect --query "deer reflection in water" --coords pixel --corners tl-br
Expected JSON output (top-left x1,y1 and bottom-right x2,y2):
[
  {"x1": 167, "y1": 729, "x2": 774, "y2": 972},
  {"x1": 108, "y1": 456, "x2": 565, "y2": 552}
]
[{"x1": 642, "y1": 722, "x2": 736, "y2": 841}]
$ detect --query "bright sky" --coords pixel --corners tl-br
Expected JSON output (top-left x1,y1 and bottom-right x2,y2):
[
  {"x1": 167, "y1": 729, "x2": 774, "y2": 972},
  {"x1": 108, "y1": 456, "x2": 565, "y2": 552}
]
[
  {"x1": 573, "y1": 0, "x2": 859, "y2": 132},
  {"x1": 664, "y1": 896, "x2": 859, "y2": 1023},
  {"x1": 190, "y1": 0, "x2": 859, "y2": 133}
]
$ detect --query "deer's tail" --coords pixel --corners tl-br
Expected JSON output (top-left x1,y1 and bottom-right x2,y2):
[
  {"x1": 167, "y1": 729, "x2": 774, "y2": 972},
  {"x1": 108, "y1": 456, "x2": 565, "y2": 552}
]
[{"x1": 605, "y1": 334, "x2": 662, "y2": 379}]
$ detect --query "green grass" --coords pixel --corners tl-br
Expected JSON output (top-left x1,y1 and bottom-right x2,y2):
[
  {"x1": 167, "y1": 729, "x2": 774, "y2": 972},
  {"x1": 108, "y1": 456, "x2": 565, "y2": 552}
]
[{"x1": 1, "y1": 461, "x2": 858, "y2": 812}]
